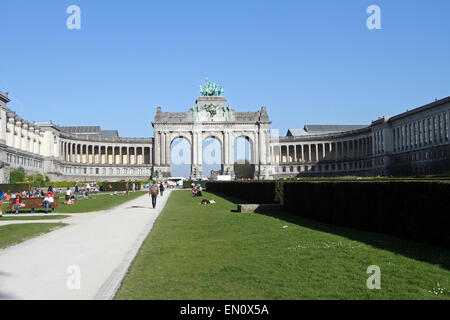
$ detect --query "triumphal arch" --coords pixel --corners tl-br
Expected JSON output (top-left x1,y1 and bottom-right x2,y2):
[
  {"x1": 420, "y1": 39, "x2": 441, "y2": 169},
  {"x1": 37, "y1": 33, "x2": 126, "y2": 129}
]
[{"x1": 152, "y1": 79, "x2": 272, "y2": 180}]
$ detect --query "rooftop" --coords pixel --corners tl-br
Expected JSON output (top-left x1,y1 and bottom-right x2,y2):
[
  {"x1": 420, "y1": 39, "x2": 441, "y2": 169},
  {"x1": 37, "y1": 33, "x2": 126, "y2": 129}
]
[
  {"x1": 287, "y1": 125, "x2": 368, "y2": 137},
  {"x1": 60, "y1": 126, "x2": 119, "y2": 138}
]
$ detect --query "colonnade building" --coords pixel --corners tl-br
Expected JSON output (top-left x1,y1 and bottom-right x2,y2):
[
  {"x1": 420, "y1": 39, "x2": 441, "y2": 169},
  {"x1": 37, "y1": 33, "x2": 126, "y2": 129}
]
[{"x1": 0, "y1": 89, "x2": 449, "y2": 182}]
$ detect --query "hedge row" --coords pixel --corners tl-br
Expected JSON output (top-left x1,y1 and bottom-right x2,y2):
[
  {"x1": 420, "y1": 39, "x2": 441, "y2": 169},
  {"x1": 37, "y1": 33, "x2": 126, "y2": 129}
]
[
  {"x1": 183, "y1": 181, "x2": 207, "y2": 189},
  {"x1": 283, "y1": 182, "x2": 450, "y2": 248},
  {"x1": 0, "y1": 183, "x2": 33, "y2": 193},
  {"x1": 206, "y1": 181, "x2": 283, "y2": 204},
  {"x1": 99, "y1": 182, "x2": 142, "y2": 192}
]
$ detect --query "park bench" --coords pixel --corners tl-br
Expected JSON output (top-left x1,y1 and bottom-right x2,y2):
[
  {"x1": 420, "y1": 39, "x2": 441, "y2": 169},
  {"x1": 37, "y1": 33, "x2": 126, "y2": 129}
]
[{"x1": 9, "y1": 197, "x2": 59, "y2": 213}]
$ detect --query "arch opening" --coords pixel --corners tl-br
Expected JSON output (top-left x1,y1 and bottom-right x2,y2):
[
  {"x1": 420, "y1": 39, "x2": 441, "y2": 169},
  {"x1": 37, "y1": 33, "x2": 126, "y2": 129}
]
[
  {"x1": 234, "y1": 136, "x2": 255, "y2": 179},
  {"x1": 171, "y1": 137, "x2": 191, "y2": 179},
  {"x1": 202, "y1": 137, "x2": 222, "y2": 179}
]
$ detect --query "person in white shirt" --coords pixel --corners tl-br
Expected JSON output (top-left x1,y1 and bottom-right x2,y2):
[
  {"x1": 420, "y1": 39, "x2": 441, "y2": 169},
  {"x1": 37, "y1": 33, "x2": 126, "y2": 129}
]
[
  {"x1": 65, "y1": 188, "x2": 72, "y2": 202},
  {"x1": 43, "y1": 193, "x2": 54, "y2": 214}
]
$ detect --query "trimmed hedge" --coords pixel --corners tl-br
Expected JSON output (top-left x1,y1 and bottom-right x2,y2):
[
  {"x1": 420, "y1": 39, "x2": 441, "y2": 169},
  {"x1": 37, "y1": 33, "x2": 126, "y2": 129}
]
[
  {"x1": 0, "y1": 183, "x2": 32, "y2": 193},
  {"x1": 206, "y1": 181, "x2": 284, "y2": 204},
  {"x1": 183, "y1": 181, "x2": 207, "y2": 189},
  {"x1": 100, "y1": 181, "x2": 142, "y2": 192},
  {"x1": 283, "y1": 182, "x2": 450, "y2": 248}
]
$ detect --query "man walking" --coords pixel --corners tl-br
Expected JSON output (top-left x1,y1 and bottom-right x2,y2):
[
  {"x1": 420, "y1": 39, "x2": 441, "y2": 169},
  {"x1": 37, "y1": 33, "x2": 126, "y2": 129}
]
[
  {"x1": 159, "y1": 182, "x2": 165, "y2": 197},
  {"x1": 149, "y1": 181, "x2": 159, "y2": 209},
  {"x1": 0, "y1": 188, "x2": 4, "y2": 218}
]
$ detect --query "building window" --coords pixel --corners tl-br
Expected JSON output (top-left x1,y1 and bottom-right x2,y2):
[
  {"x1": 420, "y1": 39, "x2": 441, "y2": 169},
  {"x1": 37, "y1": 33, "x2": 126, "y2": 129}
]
[
  {"x1": 445, "y1": 113, "x2": 449, "y2": 140},
  {"x1": 428, "y1": 118, "x2": 432, "y2": 143}
]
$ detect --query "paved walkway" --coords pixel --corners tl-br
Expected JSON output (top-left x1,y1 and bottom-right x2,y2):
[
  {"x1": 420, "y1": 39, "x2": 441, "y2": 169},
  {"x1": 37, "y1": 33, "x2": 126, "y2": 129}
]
[{"x1": 0, "y1": 190, "x2": 172, "y2": 300}]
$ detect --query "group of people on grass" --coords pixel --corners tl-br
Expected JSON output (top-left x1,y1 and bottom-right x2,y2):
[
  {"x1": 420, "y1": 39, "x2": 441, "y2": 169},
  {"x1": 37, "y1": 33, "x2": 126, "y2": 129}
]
[
  {"x1": 0, "y1": 183, "x2": 98, "y2": 217},
  {"x1": 0, "y1": 187, "x2": 55, "y2": 217},
  {"x1": 191, "y1": 183, "x2": 203, "y2": 197}
]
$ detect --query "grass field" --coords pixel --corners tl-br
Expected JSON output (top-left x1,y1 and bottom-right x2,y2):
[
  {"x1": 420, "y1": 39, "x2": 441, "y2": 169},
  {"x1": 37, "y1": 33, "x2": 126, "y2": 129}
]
[
  {"x1": 115, "y1": 190, "x2": 450, "y2": 300},
  {"x1": 2, "y1": 191, "x2": 146, "y2": 214},
  {"x1": 0, "y1": 223, "x2": 66, "y2": 249}
]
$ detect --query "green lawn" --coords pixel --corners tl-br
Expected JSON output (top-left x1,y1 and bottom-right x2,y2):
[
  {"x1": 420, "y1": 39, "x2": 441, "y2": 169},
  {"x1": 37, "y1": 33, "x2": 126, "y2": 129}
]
[
  {"x1": 0, "y1": 215, "x2": 69, "y2": 221},
  {"x1": 2, "y1": 191, "x2": 146, "y2": 214},
  {"x1": 115, "y1": 190, "x2": 450, "y2": 300},
  {"x1": 0, "y1": 223, "x2": 66, "y2": 249}
]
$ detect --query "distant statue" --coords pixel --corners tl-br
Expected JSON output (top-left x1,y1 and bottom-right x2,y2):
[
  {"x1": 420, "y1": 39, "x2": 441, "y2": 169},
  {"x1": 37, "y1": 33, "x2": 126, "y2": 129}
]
[{"x1": 200, "y1": 78, "x2": 224, "y2": 96}]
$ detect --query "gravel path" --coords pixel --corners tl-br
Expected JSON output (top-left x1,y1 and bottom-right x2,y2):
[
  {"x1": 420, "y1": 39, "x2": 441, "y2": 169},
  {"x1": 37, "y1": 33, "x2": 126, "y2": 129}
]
[{"x1": 0, "y1": 190, "x2": 172, "y2": 300}]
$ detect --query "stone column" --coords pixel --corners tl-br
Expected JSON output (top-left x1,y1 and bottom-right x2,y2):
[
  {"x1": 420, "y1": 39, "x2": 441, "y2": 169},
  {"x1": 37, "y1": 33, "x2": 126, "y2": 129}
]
[
  {"x1": 198, "y1": 132, "x2": 202, "y2": 167},
  {"x1": 192, "y1": 132, "x2": 197, "y2": 166},
  {"x1": 224, "y1": 131, "x2": 229, "y2": 165},
  {"x1": 161, "y1": 133, "x2": 166, "y2": 166},
  {"x1": 111, "y1": 145, "x2": 116, "y2": 164},
  {"x1": 155, "y1": 133, "x2": 160, "y2": 166},
  {"x1": 229, "y1": 133, "x2": 234, "y2": 165},
  {"x1": 149, "y1": 145, "x2": 153, "y2": 165},
  {"x1": 165, "y1": 132, "x2": 170, "y2": 166},
  {"x1": 294, "y1": 145, "x2": 297, "y2": 163},
  {"x1": 258, "y1": 129, "x2": 265, "y2": 165},
  {"x1": 278, "y1": 145, "x2": 281, "y2": 164}
]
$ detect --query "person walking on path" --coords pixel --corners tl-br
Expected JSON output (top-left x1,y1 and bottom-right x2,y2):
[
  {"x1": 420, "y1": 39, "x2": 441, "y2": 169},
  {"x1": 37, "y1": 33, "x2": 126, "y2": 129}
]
[
  {"x1": 149, "y1": 181, "x2": 159, "y2": 209},
  {"x1": 0, "y1": 188, "x2": 4, "y2": 218},
  {"x1": 159, "y1": 182, "x2": 165, "y2": 197}
]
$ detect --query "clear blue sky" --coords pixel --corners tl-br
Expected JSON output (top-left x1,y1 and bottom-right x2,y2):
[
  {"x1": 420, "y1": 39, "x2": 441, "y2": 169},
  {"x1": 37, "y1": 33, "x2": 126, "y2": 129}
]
[{"x1": 1, "y1": 0, "x2": 449, "y2": 138}]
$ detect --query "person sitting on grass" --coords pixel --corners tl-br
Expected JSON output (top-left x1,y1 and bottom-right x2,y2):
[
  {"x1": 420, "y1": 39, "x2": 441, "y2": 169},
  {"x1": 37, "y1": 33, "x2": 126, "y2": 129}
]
[
  {"x1": 193, "y1": 184, "x2": 203, "y2": 197},
  {"x1": 65, "y1": 187, "x2": 72, "y2": 202}
]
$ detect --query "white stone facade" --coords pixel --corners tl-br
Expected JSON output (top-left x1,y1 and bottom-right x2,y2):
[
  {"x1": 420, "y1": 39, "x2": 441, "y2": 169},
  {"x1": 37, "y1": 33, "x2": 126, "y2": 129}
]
[{"x1": 0, "y1": 90, "x2": 449, "y2": 182}]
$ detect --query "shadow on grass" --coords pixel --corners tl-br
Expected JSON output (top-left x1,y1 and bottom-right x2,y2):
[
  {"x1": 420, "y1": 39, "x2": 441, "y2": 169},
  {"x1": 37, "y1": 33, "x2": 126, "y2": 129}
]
[{"x1": 210, "y1": 192, "x2": 450, "y2": 271}]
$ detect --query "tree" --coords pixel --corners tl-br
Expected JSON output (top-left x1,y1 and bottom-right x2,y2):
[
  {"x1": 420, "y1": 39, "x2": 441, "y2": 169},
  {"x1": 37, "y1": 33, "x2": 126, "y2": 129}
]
[
  {"x1": 234, "y1": 159, "x2": 255, "y2": 179},
  {"x1": 29, "y1": 173, "x2": 45, "y2": 187},
  {"x1": 10, "y1": 167, "x2": 26, "y2": 184}
]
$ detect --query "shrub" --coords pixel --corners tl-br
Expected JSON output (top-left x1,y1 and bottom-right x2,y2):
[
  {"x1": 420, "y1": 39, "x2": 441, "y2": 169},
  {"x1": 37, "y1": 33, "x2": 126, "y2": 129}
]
[
  {"x1": 0, "y1": 183, "x2": 32, "y2": 193},
  {"x1": 183, "y1": 181, "x2": 207, "y2": 189},
  {"x1": 10, "y1": 167, "x2": 26, "y2": 184},
  {"x1": 206, "y1": 181, "x2": 284, "y2": 203},
  {"x1": 100, "y1": 181, "x2": 141, "y2": 192},
  {"x1": 283, "y1": 181, "x2": 450, "y2": 248}
]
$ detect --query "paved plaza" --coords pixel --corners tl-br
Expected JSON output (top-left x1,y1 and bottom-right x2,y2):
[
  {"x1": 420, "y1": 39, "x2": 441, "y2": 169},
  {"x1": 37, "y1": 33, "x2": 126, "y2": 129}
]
[{"x1": 0, "y1": 191, "x2": 172, "y2": 300}]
